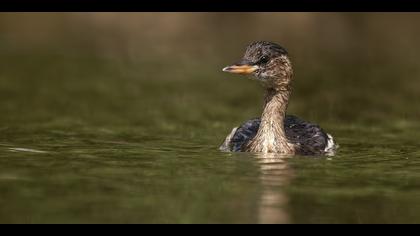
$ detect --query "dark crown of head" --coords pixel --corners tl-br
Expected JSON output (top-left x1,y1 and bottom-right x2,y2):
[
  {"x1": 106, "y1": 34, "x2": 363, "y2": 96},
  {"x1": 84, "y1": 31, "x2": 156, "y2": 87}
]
[{"x1": 247, "y1": 41, "x2": 288, "y2": 55}]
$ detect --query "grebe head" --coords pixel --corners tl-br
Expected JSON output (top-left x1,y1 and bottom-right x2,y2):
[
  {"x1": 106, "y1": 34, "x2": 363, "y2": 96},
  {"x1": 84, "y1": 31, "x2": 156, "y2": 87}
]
[{"x1": 223, "y1": 41, "x2": 293, "y2": 90}]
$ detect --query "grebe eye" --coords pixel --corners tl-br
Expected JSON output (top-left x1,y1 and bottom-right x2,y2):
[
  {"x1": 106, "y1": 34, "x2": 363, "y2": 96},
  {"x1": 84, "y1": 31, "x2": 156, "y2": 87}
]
[{"x1": 259, "y1": 55, "x2": 270, "y2": 64}]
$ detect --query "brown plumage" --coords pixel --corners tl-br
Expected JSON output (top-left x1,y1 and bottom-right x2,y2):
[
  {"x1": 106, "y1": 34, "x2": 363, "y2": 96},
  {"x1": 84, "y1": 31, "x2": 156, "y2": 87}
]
[{"x1": 219, "y1": 41, "x2": 337, "y2": 155}]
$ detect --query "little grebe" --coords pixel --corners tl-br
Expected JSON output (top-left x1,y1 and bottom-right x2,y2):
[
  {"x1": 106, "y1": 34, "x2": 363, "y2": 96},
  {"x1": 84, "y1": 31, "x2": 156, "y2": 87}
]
[{"x1": 219, "y1": 41, "x2": 337, "y2": 155}]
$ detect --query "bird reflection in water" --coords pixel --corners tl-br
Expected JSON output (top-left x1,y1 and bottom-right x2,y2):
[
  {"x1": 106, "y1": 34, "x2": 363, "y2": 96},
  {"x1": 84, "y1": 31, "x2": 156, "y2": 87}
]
[{"x1": 254, "y1": 153, "x2": 294, "y2": 224}]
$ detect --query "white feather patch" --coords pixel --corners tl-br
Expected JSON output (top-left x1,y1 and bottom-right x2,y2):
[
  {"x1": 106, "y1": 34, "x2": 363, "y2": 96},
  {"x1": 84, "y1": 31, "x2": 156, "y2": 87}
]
[
  {"x1": 219, "y1": 127, "x2": 238, "y2": 152},
  {"x1": 324, "y1": 133, "x2": 338, "y2": 156}
]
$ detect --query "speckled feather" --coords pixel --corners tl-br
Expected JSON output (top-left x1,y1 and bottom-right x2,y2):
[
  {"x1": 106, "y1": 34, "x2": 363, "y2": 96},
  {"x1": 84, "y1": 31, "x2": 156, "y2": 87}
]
[
  {"x1": 220, "y1": 41, "x2": 337, "y2": 155},
  {"x1": 224, "y1": 115, "x2": 331, "y2": 155}
]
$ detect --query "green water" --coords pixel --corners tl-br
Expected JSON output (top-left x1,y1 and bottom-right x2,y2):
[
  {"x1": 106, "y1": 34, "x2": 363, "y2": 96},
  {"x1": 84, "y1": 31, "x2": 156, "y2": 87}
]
[
  {"x1": 0, "y1": 52, "x2": 419, "y2": 224},
  {"x1": 2, "y1": 13, "x2": 420, "y2": 223}
]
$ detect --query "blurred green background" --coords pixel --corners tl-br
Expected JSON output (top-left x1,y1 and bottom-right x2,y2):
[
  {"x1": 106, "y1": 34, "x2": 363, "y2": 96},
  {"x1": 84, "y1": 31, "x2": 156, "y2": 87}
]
[
  {"x1": 1, "y1": 13, "x2": 419, "y2": 127},
  {"x1": 1, "y1": 13, "x2": 420, "y2": 223}
]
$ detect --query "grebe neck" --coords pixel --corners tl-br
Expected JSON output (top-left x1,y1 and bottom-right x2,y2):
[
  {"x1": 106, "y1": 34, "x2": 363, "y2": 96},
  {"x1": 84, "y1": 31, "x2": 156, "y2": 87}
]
[{"x1": 246, "y1": 87, "x2": 295, "y2": 154}]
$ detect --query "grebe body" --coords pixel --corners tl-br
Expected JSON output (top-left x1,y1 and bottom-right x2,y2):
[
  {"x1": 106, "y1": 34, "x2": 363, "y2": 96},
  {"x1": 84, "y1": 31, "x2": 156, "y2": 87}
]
[{"x1": 219, "y1": 41, "x2": 337, "y2": 155}]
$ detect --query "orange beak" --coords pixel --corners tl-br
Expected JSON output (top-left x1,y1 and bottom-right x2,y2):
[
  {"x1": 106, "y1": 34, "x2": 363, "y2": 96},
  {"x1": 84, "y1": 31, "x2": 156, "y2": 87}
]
[{"x1": 222, "y1": 64, "x2": 259, "y2": 75}]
